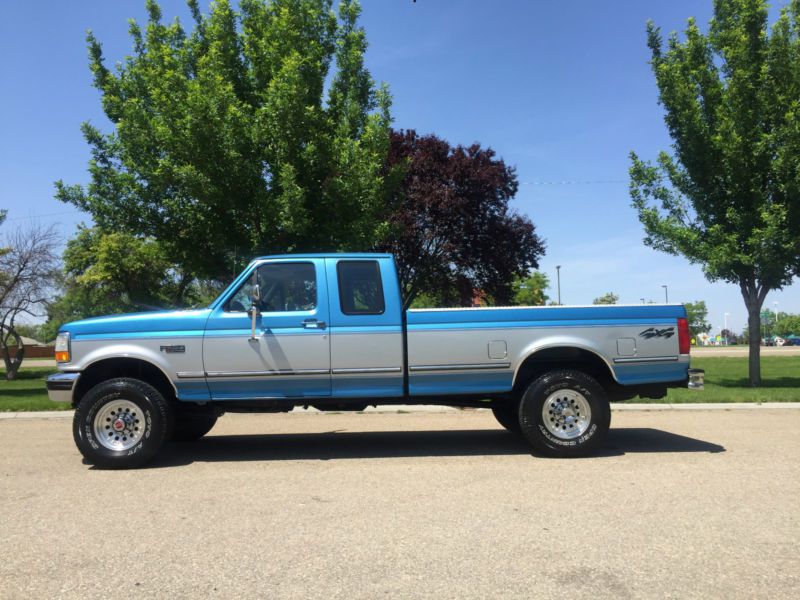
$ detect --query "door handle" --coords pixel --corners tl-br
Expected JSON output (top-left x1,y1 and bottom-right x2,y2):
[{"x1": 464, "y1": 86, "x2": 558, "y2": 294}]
[{"x1": 302, "y1": 319, "x2": 326, "y2": 330}]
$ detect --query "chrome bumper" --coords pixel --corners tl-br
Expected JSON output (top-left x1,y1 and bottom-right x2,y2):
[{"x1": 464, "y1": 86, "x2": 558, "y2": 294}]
[
  {"x1": 688, "y1": 368, "x2": 705, "y2": 390},
  {"x1": 46, "y1": 372, "x2": 80, "y2": 404}
]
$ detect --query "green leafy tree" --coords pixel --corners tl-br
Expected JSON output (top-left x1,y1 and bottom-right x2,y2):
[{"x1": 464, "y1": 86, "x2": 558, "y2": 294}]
[
  {"x1": 592, "y1": 292, "x2": 619, "y2": 305},
  {"x1": 630, "y1": 0, "x2": 800, "y2": 385},
  {"x1": 512, "y1": 271, "x2": 550, "y2": 306},
  {"x1": 773, "y1": 313, "x2": 800, "y2": 338},
  {"x1": 56, "y1": 0, "x2": 391, "y2": 283},
  {"x1": 683, "y1": 300, "x2": 712, "y2": 338},
  {"x1": 41, "y1": 227, "x2": 214, "y2": 341}
]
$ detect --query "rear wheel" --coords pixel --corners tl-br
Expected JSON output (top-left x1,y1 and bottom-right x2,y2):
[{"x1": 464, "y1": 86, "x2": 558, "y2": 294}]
[
  {"x1": 518, "y1": 369, "x2": 610, "y2": 458},
  {"x1": 73, "y1": 377, "x2": 173, "y2": 469},
  {"x1": 491, "y1": 402, "x2": 521, "y2": 433}
]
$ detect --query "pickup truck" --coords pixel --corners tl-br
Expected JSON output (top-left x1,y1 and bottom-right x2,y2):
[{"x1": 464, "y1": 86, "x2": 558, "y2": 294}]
[{"x1": 47, "y1": 253, "x2": 703, "y2": 468}]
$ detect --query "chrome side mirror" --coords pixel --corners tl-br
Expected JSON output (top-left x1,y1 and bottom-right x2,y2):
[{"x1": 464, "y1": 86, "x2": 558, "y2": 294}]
[{"x1": 249, "y1": 281, "x2": 261, "y2": 340}]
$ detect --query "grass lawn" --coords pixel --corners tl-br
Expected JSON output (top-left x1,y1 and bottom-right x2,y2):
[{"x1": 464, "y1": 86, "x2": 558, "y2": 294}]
[
  {"x1": 629, "y1": 355, "x2": 800, "y2": 403},
  {"x1": 0, "y1": 368, "x2": 68, "y2": 412},
  {"x1": 1, "y1": 356, "x2": 798, "y2": 412}
]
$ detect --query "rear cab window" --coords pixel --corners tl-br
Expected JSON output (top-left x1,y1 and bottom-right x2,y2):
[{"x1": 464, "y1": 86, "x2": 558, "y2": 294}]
[{"x1": 337, "y1": 260, "x2": 385, "y2": 315}]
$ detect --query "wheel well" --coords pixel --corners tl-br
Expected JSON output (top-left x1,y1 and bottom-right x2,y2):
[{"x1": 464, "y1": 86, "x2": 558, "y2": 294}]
[
  {"x1": 72, "y1": 358, "x2": 176, "y2": 407},
  {"x1": 513, "y1": 347, "x2": 615, "y2": 393}
]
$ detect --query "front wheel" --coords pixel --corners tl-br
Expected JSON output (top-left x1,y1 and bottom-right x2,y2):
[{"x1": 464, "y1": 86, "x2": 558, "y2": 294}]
[
  {"x1": 73, "y1": 378, "x2": 173, "y2": 469},
  {"x1": 491, "y1": 402, "x2": 521, "y2": 433},
  {"x1": 171, "y1": 404, "x2": 218, "y2": 442},
  {"x1": 518, "y1": 370, "x2": 610, "y2": 458}
]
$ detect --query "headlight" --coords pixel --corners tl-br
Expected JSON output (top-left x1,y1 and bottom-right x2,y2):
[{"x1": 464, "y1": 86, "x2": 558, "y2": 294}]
[{"x1": 55, "y1": 332, "x2": 71, "y2": 363}]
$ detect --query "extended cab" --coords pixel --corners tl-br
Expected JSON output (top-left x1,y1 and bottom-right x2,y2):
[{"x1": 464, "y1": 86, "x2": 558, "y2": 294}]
[{"x1": 48, "y1": 253, "x2": 703, "y2": 468}]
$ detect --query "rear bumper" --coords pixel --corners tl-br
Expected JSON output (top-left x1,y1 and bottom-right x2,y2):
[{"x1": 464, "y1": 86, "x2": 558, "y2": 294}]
[
  {"x1": 688, "y1": 368, "x2": 705, "y2": 390},
  {"x1": 46, "y1": 372, "x2": 80, "y2": 404}
]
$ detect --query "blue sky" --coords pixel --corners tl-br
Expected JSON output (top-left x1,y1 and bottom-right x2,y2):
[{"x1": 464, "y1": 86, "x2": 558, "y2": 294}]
[{"x1": 0, "y1": 0, "x2": 797, "y2": 332}]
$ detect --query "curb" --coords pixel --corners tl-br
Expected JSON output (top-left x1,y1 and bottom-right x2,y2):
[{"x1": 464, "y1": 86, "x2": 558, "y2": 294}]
[{"x1": 2, "y1": 402, "x2": 800, "y2": 420}]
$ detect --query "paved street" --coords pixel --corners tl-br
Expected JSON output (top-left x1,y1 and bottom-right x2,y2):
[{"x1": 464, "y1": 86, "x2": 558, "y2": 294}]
[{"x1": 1, "y1": 409, "x2": 798, "y2": 599}]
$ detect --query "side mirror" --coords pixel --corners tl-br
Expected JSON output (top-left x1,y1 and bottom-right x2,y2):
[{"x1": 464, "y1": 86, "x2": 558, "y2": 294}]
[{"x1": 249, "y1": 278, "x2": 261, "y2": 340}]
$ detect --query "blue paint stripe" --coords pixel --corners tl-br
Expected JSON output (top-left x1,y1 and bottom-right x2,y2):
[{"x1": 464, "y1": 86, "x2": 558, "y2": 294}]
[
  {"x1": 614, "y1": 362, "x2": 688, "y2": 385},
  {"x1": 207, "y1": 377, "x2": 330, "y2": 399},
  {"x1": 407, "y1": 304, "x2": 686, "y2": 325},
  {"x1": 74, "y1": 330, "x2": 204, "y2": 341},
  {"x1": 409, "y1": 371, "x2": 513, "y2": 396},
  {"x1": 332, "y1": 375, "x2": 403, "y2": 398},
  {"x1": 408, "y1": 319, "x2": 677, "y2": 332}
]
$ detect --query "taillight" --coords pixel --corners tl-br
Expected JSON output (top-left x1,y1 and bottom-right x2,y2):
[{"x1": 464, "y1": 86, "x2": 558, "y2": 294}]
[{"x1": 678, "y1": 317, "x2": 690, "y2": 354}]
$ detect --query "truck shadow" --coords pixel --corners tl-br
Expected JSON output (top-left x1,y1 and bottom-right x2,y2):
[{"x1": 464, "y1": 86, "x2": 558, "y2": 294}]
[{"x1": 148, "y1": 427, "x2": 725, "y2": 467}]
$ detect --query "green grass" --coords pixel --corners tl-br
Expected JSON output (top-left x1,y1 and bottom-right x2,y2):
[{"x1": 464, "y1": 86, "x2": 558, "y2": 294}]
[
  {"x1": 629, "y1": 355, "x2": 800, "y2": 403},
  {"x1": 1, "y1": 356, "x2": 798, "y2": 412},
  {"x1": 0, "y1": 368, "x2": 69, "y2": 412}
]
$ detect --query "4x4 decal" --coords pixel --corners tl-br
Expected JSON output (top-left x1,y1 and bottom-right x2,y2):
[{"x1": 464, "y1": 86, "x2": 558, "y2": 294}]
[{"x1": 639, "y1": 326, "x2": 675, "y2": 339}]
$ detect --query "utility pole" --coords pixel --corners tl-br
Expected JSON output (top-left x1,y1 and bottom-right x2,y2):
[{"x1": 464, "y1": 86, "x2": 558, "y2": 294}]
[
  {"x1": 724, "y1": 312, "x2": 730, "y2": 346},
  {"x1": 556, "y1": 265, "x2": 561, "y2": 305}
]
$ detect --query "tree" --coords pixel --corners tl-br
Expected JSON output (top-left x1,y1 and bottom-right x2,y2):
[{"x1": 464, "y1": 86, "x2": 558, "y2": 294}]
[
  {"x1": 512, "y1": 271, "x2": 550, "y2": 306},
  {"x1": 381, "y1": 129, "x2": 545, "y2": 308},
  {"x1": 773, "y1": 312, "x2": 800, "y2": 338},
  {"x1": 630, "y1": 0, "x2": 800, "y2": 385},
  {"x1": 0, "y1": 224, "x2": 59, "y2": 380},
  {"x1": 592, "y1": 292, "x2": 619, "y2": 305},
  {"x1": 683, "y1": 300, "x2": 712, "y2": 338},
  {"x1": 41, "y1": 227, "x2": 215, "y2": 341},
  {"x1": 56, "y1": 0, "x2": 391, "y2": 283}
]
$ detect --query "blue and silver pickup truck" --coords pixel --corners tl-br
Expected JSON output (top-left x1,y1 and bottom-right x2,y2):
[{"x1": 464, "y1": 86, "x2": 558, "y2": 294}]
[{"x1": 47, "y1": 253, "x2": 703, "y2": 468}]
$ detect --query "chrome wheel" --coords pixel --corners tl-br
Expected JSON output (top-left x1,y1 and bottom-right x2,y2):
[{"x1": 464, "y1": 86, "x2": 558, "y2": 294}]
[
  {"x1": 93, "y1": 400, "x2": 145, "y2": 451},
  {"x1": 542, "y1": 389, "x2": 591, "y2": 440}
]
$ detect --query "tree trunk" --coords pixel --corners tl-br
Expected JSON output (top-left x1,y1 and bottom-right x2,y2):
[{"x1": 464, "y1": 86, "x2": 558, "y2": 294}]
[
  {"x1": 0, "y1": 325, "x2": 24, "y2": 381},
  {"x1": 746, "y1": 304, "x2": 762, "y2": 387},
  {"x1": 740, "y1": 283, "x2": 768, "y2": 387}
]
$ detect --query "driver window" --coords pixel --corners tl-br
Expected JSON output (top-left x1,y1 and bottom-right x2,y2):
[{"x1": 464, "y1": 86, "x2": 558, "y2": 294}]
[{"x1": 226, "y1": 262, "x2": 317, "y2": 313}]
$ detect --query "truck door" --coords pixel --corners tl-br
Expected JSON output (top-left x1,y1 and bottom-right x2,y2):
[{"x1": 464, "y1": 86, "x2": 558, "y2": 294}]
[
  {"x1": 325, "y1": 257, "x2": 404, "y2": 398},
  {"x1": 202, "y1": 259, "x2": 331, "y2": 400}
]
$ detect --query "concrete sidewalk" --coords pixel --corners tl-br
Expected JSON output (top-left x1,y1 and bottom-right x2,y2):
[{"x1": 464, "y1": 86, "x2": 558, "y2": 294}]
[{"x1": 2, "y1": 402, "x2": 799, "y2": 420}]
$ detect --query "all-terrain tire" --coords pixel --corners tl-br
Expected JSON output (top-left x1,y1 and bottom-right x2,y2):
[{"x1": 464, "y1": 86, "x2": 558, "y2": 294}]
[
  {"x1": 491, "y1": 402, "x2": 522, "y2": 433},
  {"x1": 518, "y1": 369, "x2": 610, "y2": 458},
  {"x1": 171, "y1": 405, "x2": 218, "y2": 442},
  {"x1": 73, "y1": 377, "x2": 173, "y2": 469}
]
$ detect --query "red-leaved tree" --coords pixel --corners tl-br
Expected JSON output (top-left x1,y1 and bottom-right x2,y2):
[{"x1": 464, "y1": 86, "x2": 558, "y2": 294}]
[{"x1": 382, "y1": 130, "x2": 545, "y2": 309}]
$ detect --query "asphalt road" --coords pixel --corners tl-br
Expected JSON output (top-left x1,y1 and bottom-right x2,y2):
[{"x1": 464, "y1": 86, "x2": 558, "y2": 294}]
[{"x1": 1, "y1": 409, "x2": 798, "y2": 599}]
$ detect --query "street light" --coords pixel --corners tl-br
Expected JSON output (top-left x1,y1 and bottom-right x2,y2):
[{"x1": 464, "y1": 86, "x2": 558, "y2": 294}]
[
  {"x1": 556, "y1": 265, "x2": 561, "y2": 305},
  {"x1": 724, "y1": 312, "x2": 730, "y2": 346},
  {"x1": 661, "y1": 285, "x2": 669, "y2": 303},
  {"x1": 640, "y1": 298, "x2": 646, "y2": 304},
  {"x1": 774, "y1": 301, "x2": 779, "y2": 323}
]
